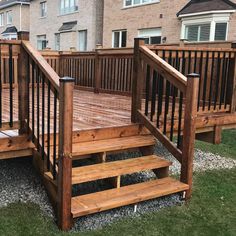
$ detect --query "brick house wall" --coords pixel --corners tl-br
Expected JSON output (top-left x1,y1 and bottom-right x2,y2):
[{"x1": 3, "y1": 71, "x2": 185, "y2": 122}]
[
  {"x1": 30, "y1": 0, "x2": 103, "y2": 51},
  {"x1": 103, "y1": 0, "x2": 236, "y2": 48}
]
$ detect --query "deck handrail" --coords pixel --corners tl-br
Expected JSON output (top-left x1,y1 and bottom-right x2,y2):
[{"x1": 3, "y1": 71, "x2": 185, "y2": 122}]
[
  {"x1": 22, "y1": 41, "x2": 60, "y2": 92},
  {"x1": 18, "y1": 40, "x2": 74, "y2": 230},
  {"x1": 139, "y1": 45, "x2": 187, "y2": 93},
  {"x1": 131, "y1": 38, "x2": 199, "y2": 200}
]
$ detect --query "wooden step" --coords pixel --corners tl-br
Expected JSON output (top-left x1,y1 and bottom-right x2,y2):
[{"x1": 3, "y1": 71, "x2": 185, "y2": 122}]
[
  {"x1": 71, "y1": 177, "x2": 189, "y2": 218},
  {"x1": 72, "y1": 155, "x2": 171, "y2": 184},
  {"x1": 71, "y1": 134, "x2": 156, "y2": 157}
]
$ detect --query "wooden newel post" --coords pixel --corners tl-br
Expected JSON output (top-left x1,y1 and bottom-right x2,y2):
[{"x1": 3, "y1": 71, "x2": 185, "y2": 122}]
[
  {"x1": 18, "y1": 43, "x2": 29, "y2": 134},
  {"x1": 94, "y1": 47, "x2": 102, "y2": 93},
  {"x1": 227, "y1": 43, "x2": 236, "y2": 113},
  {"x1": 17, "y1": 31, "x2": 30, "y2": 41},
  {"x1": 58, "y1": 77, "x2": 74, "y2": 230},
  {"x1": 131, "y1": 38, "x2": 145, "y2": 123},
  {"x1": 180, "y1": 73, "x2": 199, "y2": 200}
]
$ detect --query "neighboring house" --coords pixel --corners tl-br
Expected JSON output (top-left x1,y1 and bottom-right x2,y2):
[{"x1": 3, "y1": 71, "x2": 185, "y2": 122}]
[
  {"x1": 0, "y1": 0, "x2": 30, "y2": 40},
  {"x1": 30, "y1": 0, "x2": 104, "y2": 51},
  {"x1": 103, "y1": 0, "x2": 236, "y2": 48}
]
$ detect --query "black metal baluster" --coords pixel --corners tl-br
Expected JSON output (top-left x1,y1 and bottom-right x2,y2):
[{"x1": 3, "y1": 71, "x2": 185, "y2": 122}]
[
  {"x1": 202, "y1": 51, "x2": 209, "y2": 110},
  {"x1": 214, "y1": 52, "x2": 221, "y2": 109},
  {"x1": 219, "y1": 52, "x2": 226, "y2": 109},
  {"x1": 36, "y1": 66, "x2": 40, "y2": 149},
  {"x1": 181, "y1": 51, "x2": 186, "y2": 75},
  {"x1": 31, "y1": 61, "x2": 35, "y2": 142},
  {"x1": 151, "y1": 70, "x2": 157, "y2": 122},
  {"x1": 197, "y1": 51, "x2": 203, "y2": 111},
  {"x1": 53, "y1": 91, "x2": 57, "y2": 179},
  {"x1": 0, "y1": 45, "x2": 2, "y2": 128},
  {"x1": 42, "y1": 74, "x2": 45, "y2": 160},
  {"x1": 170, "y1": 87, "x2": 177, "y2": 141},
  {"x1": 177, "y1": 91, "x2": 183, "y2": 149},
  {"x1": 145, "y1": 64, "x2": 150, "y2": 116},
  {"x1": 188, "y1": 50, "x2": 191, "y2": 74},
  {"x1": 208, "y1": 52, "x2": 215, "y2": 110},
  {"x1": 47, "y1": 82, "x2": 51, "y2": 171},
  {"x1": 9, "y1": 45, "x2": 13, "y2": 127},
  {"x1": 157, "y1": 75, "x2": 163, "y2": 129},
  {"x1": 163, "y1": 80, "x2": 170, "y2": 135}
]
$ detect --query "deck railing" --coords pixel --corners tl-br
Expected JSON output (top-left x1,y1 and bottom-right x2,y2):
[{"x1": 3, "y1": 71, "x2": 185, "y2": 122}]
[
  {"x1": 148, "y1": 46, "x2": 236, "y2": 113},
  {"x1": 0, "y1": 39, "x2": 74, "y2": 230},
  {"x1": 0, "y1": 41, "x2": 20, "y2": 130},
  {"x1": 132, "y1": 38, "x2": 200, "y2": 199},
  {"x1": 41, "y1": 48, "x2": 134, "y2": 95}
]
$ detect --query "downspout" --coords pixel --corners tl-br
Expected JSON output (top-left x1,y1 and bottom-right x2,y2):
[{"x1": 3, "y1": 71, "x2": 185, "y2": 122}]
[{"x1": 19, "y1": 3, "x2": 22, "y2": 31}]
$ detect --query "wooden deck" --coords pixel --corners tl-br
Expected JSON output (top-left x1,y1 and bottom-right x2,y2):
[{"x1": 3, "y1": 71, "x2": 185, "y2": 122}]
[{"x1": 1, "y1": 88, "x2": 132, "y2": 133}]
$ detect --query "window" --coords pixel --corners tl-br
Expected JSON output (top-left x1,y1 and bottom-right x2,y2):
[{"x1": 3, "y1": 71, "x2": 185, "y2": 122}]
[
  {"x1": 55, "y1": 33, "x2": 60, "y2": 50},
  {"x1": 112, "y1": 30, "x2": 127, "y2": 48},
  {"x1": 138, "y1": 28, "x2": 162, "y2": 44},
  {"x1": 37, "y1": 35, "x2": 47, "y2": 50},
  {"x1": 215, "y1": 23, "x2": 227, "y2": 41},
  {"x1": 40, "y1": 1, "x2": 47, "y2": 17},
  {"x1": 185, "y1": 24, "x2": 210, "y2": 42},
  {"x1": 60, "y1": 0, "x2": 78, "y2": 15},
  {"x1": 0, "y1": 13, "x2": 4, "y2": 26},
  {"x1": 124, "y1": 0, "x2": 158, "y2": 7},
  {"x1": 6, "y1": 11, "x2": 12, "y2": 25},
  {"x1": 180, "y1": 13, "x2": 231, "y2": 42},
  {"x1": 78, "y1": 30, "x2": 87, "y2": 51}
]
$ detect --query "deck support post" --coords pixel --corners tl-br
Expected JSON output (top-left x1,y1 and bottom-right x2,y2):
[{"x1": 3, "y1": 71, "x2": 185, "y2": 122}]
[
  {"x1": 57, "y1": 77, "x2": 74, "y2": 231},
  {"x1": 18, "y1": 41, "x2": 29, "y2": 134},
  {"x1": 131, "y1": 38, "x2": 145, "y2": 123},
  {"x1": 181, "y1": 73, "x2": 199, "y2": 200}
]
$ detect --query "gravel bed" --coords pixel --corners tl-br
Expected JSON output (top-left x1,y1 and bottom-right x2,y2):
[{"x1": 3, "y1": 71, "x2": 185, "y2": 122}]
[
  {"x1": 0, "y1": 141, "x2": 236, "y2": 232},
  {"x1": 0, "y1": 158, "x2": 54, "y2": 218}
]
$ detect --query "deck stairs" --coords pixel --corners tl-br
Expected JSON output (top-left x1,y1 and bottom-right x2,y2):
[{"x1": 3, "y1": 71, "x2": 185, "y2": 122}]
[{"x1": 45, "y1": 124, "x2": 189, "y2": 219}]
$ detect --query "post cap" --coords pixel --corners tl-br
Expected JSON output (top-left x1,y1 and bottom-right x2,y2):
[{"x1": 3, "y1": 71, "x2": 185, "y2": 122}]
[
  {"x1": 187, "y1": 73, "x2": 200, "y2": 78},
  {"x1": 60, "y1": 77, "x2": 75, "y2": 83}
]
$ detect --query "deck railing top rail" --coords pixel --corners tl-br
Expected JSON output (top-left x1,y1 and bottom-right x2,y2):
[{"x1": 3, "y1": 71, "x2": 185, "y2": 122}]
[{"x1": 22, "y1": 41, "x2": 60, "y2": 91}]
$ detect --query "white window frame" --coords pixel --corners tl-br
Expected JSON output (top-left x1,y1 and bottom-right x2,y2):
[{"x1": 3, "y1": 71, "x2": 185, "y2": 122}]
[
  {"x1": 37, "y1": 35, "x2": 47, "y2": 50},
  {"x1": 180, "y1": 13, "x2": 231, "y2": 42},
  {"x1": 0, "y1": 13, "x2": 4, "y2": 27},
  {"x1": 55, "y1": 33, "x2": 60, "y2": 51},
  {"x1": 40, "y1": 1, "x2": 47, "y2": 18},
  {"x1": 138, "y1": 27, "x2": 162, "y2": 44},
  {"x1": 2, "y1": 33, "x2": 17, "y2": 40},
  {"x1": 112, "y1": 30, "x2": 127, "y2": 48},
  {"x1": 123, "y1": 0, "x2": 159, "y2": 8},
  {"x1": 60, "y1": 0, "x2": 78, "y2": 15},
  {"x1": 6, "y1": 10, "x2": 12, "y2": 25},
  {"x1": 78, "y1": 30, "x2": 88, "y2": 51}
]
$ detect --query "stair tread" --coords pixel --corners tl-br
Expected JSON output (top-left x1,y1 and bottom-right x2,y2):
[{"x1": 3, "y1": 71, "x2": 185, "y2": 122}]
[
  {"x1": 71, "y1": 134, "x2": 156, "y2": 156},
  {"x1": 71, "y1": 177, "x2": 189, "y2": 218},
  {"x1": 72, "y1": 155, "x2": 171, "y2": 184}
]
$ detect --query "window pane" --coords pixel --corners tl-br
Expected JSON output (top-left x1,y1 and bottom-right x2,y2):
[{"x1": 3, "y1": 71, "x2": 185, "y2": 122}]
[
  {"x1": 150, "y1": 36, "x2": 161, "y2": 44},
  {"x1": 144, "y1": 38, "x2": 149, "y2": 44},
  {"x1": 79, "y1": 30, "x2": 87, "y2": 51},
  {"x1": 134, "y1": 0, "x2": 141, "y2": 4},
  {"x1": 121, "y1": 31, "x2": 127, "y2": 47},
  {"x1": 186, "y1": 25, "x2": 198, "y2": 41},
  {"x1": 125, "y1": 0, "x2": 132, "y2": 6},
  {"x1": 113, "y1": 32, "x2": 120, "y2": 48},
  {"x1": 199, "y1": 24, "x2": 210, "y2": 41},
  {"x1": 215, "y1": 23, "x2": 227, "y2": 41}
]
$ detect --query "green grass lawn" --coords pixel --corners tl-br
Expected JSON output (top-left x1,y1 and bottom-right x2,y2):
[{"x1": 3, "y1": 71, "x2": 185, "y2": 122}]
[
  {"x1": 0, "y1": 168, "x2": 236, "y2": 236},
  {"x1": 195, "y1": 129, "x2": 236, "y2": 160}
]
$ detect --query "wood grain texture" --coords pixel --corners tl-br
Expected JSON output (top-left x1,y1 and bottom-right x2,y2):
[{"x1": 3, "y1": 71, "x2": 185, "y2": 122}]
[{"x1": 71, "y1": 177, "x2": 189, "y2": 218}]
